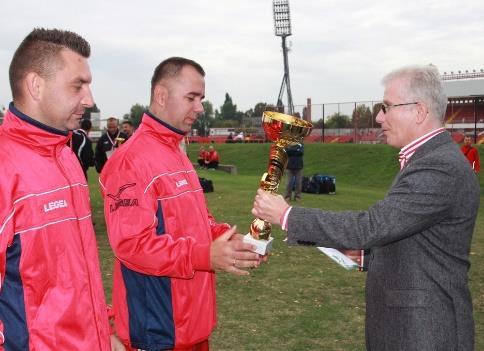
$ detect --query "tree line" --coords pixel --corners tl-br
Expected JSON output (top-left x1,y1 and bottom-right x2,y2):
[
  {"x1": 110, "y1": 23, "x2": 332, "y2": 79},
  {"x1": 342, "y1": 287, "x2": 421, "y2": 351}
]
[
  {"x1": 77, "y1": 94, "x2": 382, "y2": 134},
  {"x1": 312, "y1": 103, "x2": 382, "y2": 129}
]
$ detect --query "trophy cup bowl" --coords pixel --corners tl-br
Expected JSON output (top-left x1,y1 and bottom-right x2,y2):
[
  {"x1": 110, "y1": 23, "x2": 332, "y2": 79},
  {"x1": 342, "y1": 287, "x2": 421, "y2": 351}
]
[
  {"x1": 115, "y1": 137, "x2": 126, "y2": 147},
  {"x1": 244, "y1": 111, "x2": 312, "y2": 255}
]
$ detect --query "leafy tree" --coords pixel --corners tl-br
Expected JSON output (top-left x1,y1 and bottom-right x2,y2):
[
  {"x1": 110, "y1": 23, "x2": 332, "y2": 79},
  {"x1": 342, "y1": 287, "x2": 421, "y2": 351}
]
[
  {"x1": 202, "y1": 100, "x2": 214, "y2": 119},
  {"x1": 220, "y1": 93, "x2": 237, "y2": 120},
  {"x1": 234, "y1": 111, "x2": 245, "y2": 122},
  {"x1": 253, "y1": 102, "x2": 268, "y2": 117},
  {"x1": 125, "y1": 103, "x2": 148, "y2": 127},
  {"x1": 352, "y1": 104, "x2": 373, "y2": 129},
  {"x1": 325, "y1": 112, "x2": 352, "y2": 129},
  {"x1": 192, "y1": 100, "x2": 214, "y2": 136},
  {"x1": 313, "y1": 118, "x2": 325, "y2": 129},
  {"x1": 211, "y1": 119, "x2": 240, "y2": 128}
]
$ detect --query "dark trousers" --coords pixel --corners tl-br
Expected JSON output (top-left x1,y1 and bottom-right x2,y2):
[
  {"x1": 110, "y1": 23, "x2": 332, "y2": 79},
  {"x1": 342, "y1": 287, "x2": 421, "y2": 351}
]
[{"x1": 285, "y1": 168, "x2": 302, "y2": 200}]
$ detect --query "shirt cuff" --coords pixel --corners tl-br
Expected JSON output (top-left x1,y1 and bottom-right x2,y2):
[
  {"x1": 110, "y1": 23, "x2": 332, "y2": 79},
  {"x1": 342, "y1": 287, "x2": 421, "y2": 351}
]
[
  {"x1": 280, "y1": 206, "x2": 292, "y2": 231},
  {"x1": 191, "y1": 243, "x2": 212, "y2": 271}
]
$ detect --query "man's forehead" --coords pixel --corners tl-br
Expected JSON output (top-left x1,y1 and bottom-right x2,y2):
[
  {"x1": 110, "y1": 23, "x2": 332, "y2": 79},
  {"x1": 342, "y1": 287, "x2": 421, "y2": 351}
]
[
  {"x1": 177, "y1": 66, "x2": 204, "y2": 83},
  {"x1": 59, "y1": 49, "x2": 92, "y2": 82},
  {"x1": 384, "y1": 79, "x2": 406, "y2": 100}
]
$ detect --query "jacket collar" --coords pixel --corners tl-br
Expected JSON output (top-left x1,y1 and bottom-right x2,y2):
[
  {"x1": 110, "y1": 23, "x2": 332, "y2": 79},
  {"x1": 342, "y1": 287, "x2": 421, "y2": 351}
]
[
  {"x1": 76, "y1": 128, "x2": 88, "y2": 136},
  {"x1": 1, "y1": 102, "x2": 71, "y2": 153},
  {"x1": 407, "y1": 131, "x2": 451, "y2": 164},
  {"x1": 138, "y1": 111, "x2": 185, "y2": 145}
]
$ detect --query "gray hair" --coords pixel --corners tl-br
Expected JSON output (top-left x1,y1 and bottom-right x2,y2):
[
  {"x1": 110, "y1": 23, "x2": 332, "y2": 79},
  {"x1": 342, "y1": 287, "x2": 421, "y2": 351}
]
[{"x1": 382, "y1": 65, "x2": 447, "y2": 122}]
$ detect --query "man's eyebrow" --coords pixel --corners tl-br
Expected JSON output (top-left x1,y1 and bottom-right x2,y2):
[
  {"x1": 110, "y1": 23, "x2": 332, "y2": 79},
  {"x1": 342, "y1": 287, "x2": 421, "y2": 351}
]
[
  {"x1": 71, "y1": 75, "x2": 92, "y2": 85},
  {"x1": 187, "y1": 92, "x2": 205, "y2": 99}
]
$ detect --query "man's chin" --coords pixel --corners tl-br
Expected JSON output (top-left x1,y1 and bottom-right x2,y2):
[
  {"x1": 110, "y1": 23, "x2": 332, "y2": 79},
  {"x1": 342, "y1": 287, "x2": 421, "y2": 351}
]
[
  {"x1": 182, "y1": 124, "x2": 193, "y2": 133},
  {"x1": 67, "y1": 119, "x2": 82, "y2": 131}
]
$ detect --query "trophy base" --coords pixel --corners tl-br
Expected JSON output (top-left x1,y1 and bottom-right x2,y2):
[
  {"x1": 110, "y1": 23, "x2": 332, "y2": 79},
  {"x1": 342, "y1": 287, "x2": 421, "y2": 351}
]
[{"x1": 243, "y1": 233, "x2": 274, "y2": 255}]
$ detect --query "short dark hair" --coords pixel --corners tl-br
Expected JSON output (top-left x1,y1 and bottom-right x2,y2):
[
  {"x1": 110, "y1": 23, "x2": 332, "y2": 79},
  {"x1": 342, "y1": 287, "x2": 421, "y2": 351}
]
[
  {"x1": 150, "y1": 57, "x2": 205, "y2": 99},
  {"x1": 122, "y1": 120, "x2": 133, "y2": 127},
  {"x1": 80, "y1": 119, "x2": 92, "y2": 131},
  {"x1": 9, "y1": 28, "x2": 91, "y2": 100}
]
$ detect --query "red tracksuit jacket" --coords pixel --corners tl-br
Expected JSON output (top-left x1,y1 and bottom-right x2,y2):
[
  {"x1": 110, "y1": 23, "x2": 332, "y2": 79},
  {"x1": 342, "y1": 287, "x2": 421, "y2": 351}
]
[
  {"x1": 0, "y1": 104, "x2": 111, "y2": 350},
  {"x1": 100, "y1": 112, "x2": 229, "y2": 350},
  {"x1": 461, "y1": 144, "x2": 480, "y2": 172}
]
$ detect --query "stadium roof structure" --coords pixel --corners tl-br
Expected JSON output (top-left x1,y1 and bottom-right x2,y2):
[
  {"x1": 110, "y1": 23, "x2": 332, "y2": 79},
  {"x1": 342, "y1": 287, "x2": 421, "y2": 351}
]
[{"x1": 442, "y1": 71, "x2": 484, "y2": 98}]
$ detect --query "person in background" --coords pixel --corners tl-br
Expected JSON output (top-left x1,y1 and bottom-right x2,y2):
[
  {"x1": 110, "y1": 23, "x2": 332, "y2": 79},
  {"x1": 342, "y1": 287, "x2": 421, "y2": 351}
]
[
  {"x1": 100, "y1": 56, "x2": 260, "y2": 351},
  {"x1": 197, "y1": 145, "x2": 207, "y2": 168},
  {"x1": 284, "y1": 143, "x2": 304, "y2": 201},
  {"x1": 233, "y1": 131, "x2": 244, "y2": 141},
  {"x1": 71, "y1": 118, "x2": 95, "y2": 179},
  {"x1": 205, "y1": 145, "x2": 220, "y2": 169},
  {"x1": 461, "y1": 135, "x2": 480, "y2": 173},
  {"x1": 95, "y1": 117, "x2": 128, "y2": 173},
  {"x1": 0, "y1": 27, "x2": 122, "y2": 350},
  {"x1": 252, "y1": 65, "x2": 479, "y2": 351},
  {"x1": 121, "y1": 120, "x2": 135, "y2": 139}
]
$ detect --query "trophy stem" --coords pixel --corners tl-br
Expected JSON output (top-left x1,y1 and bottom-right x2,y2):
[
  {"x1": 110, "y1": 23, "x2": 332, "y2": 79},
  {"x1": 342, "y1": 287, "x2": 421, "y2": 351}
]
[
  {"x1": 259, "y1": 143, "x2": 288, "y2": 193},
  {"x1": 250, "y1": 143, "x2": 289, "y2": 241}
]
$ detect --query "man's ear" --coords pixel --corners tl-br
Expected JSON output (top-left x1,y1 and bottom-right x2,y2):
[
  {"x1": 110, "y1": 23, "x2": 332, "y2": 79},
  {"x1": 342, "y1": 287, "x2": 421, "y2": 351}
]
[
  {"x1": 153, "y1": 83, "x2": 168, "y2": 109},
  {"x1": 24, "y1": 72, "x2": 44, "y2": 102},
  {"x1": 415, "y1": 101, "x2": 429, "y2": 124}
]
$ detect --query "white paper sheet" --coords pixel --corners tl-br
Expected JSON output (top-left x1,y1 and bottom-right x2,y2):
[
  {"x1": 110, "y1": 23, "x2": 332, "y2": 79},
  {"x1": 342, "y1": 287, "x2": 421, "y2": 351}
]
[{"x1": 317, "y1": 247, "x2": 359, "y2": 270}]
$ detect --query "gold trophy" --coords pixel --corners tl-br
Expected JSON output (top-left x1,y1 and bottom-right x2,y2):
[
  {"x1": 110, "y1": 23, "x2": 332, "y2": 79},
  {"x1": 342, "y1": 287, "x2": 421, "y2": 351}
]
[
  {"x1": 115, "y1": 137, "x2": 126, "y2": 147},
  {"x1": 244, "y1": 111, "x2": 313, "y2": 255}
]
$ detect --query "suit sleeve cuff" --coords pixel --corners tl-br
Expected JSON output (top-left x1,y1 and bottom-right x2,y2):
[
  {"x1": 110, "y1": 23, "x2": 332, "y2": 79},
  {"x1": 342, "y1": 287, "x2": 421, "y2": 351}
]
[
  {"x1": 191, "y1": 243, "x2": 212, "y2": 271},
  {"x1": 280, "y1": 206, "x2": 292, "y2": 231}
]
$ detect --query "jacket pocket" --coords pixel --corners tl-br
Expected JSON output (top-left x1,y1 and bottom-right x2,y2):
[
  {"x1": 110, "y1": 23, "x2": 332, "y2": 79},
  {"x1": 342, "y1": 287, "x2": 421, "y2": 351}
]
[{"x1": 384, "y1": 289, "x2": 431, "y2": 308}]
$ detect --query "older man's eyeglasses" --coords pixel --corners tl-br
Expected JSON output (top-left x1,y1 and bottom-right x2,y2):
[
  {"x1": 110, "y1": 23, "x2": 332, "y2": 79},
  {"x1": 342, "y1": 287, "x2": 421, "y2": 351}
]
[{"x1": 380, "y1": 102, "x2": 418, "y2": 114}]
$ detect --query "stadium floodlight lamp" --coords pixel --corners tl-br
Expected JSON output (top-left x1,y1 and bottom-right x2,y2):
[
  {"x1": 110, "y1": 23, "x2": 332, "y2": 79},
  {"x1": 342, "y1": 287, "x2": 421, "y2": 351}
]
[{"x1": 273, "y1": 0, "x2": 292, "y2": 37}]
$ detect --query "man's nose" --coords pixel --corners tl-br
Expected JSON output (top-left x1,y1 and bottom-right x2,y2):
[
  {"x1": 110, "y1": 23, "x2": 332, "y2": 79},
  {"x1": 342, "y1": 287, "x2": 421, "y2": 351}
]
[
  {"x1": 82, "y1": 87, "x2": 94, "y2": 108},
  {"x1": 194, "y1": 100, "x2": 204, "y2": 113},
  {"x1": 375, "y1": 109, "x2": 384, "y2": 124}
]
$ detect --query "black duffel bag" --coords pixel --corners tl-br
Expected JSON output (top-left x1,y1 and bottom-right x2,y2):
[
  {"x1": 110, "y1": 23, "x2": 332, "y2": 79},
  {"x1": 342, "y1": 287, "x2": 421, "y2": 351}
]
[
  {"x1": 302, "y1": 174, "x2": 336, "y2": 194},
  {"x1": 199, "y1": 177, "x2": 214, "y2": 193}
]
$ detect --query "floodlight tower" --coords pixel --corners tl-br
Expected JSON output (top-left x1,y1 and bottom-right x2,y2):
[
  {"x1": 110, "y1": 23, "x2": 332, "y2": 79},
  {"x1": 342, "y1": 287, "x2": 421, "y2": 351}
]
[{"x1": 273, "y1": 0, "x2": 294, "y2": 115}]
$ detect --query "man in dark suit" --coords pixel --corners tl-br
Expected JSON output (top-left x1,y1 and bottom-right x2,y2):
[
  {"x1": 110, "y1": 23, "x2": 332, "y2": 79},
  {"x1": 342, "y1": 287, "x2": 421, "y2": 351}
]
[
  {"x1": 252, "y1": 65, "x2": 479, "y2": 351},
  {"x1": 71, "y1": 119, "x2": 95, "y2": 179},
  {"x1": 94, "y1": 117, "x2": 128, "y2": 173}
]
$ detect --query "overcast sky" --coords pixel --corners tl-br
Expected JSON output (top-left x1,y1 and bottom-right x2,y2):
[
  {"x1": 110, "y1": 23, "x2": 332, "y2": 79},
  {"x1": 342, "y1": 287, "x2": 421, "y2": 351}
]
[{"x1": 1, "y1": 0, "x2": 483, "y2": 120}]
